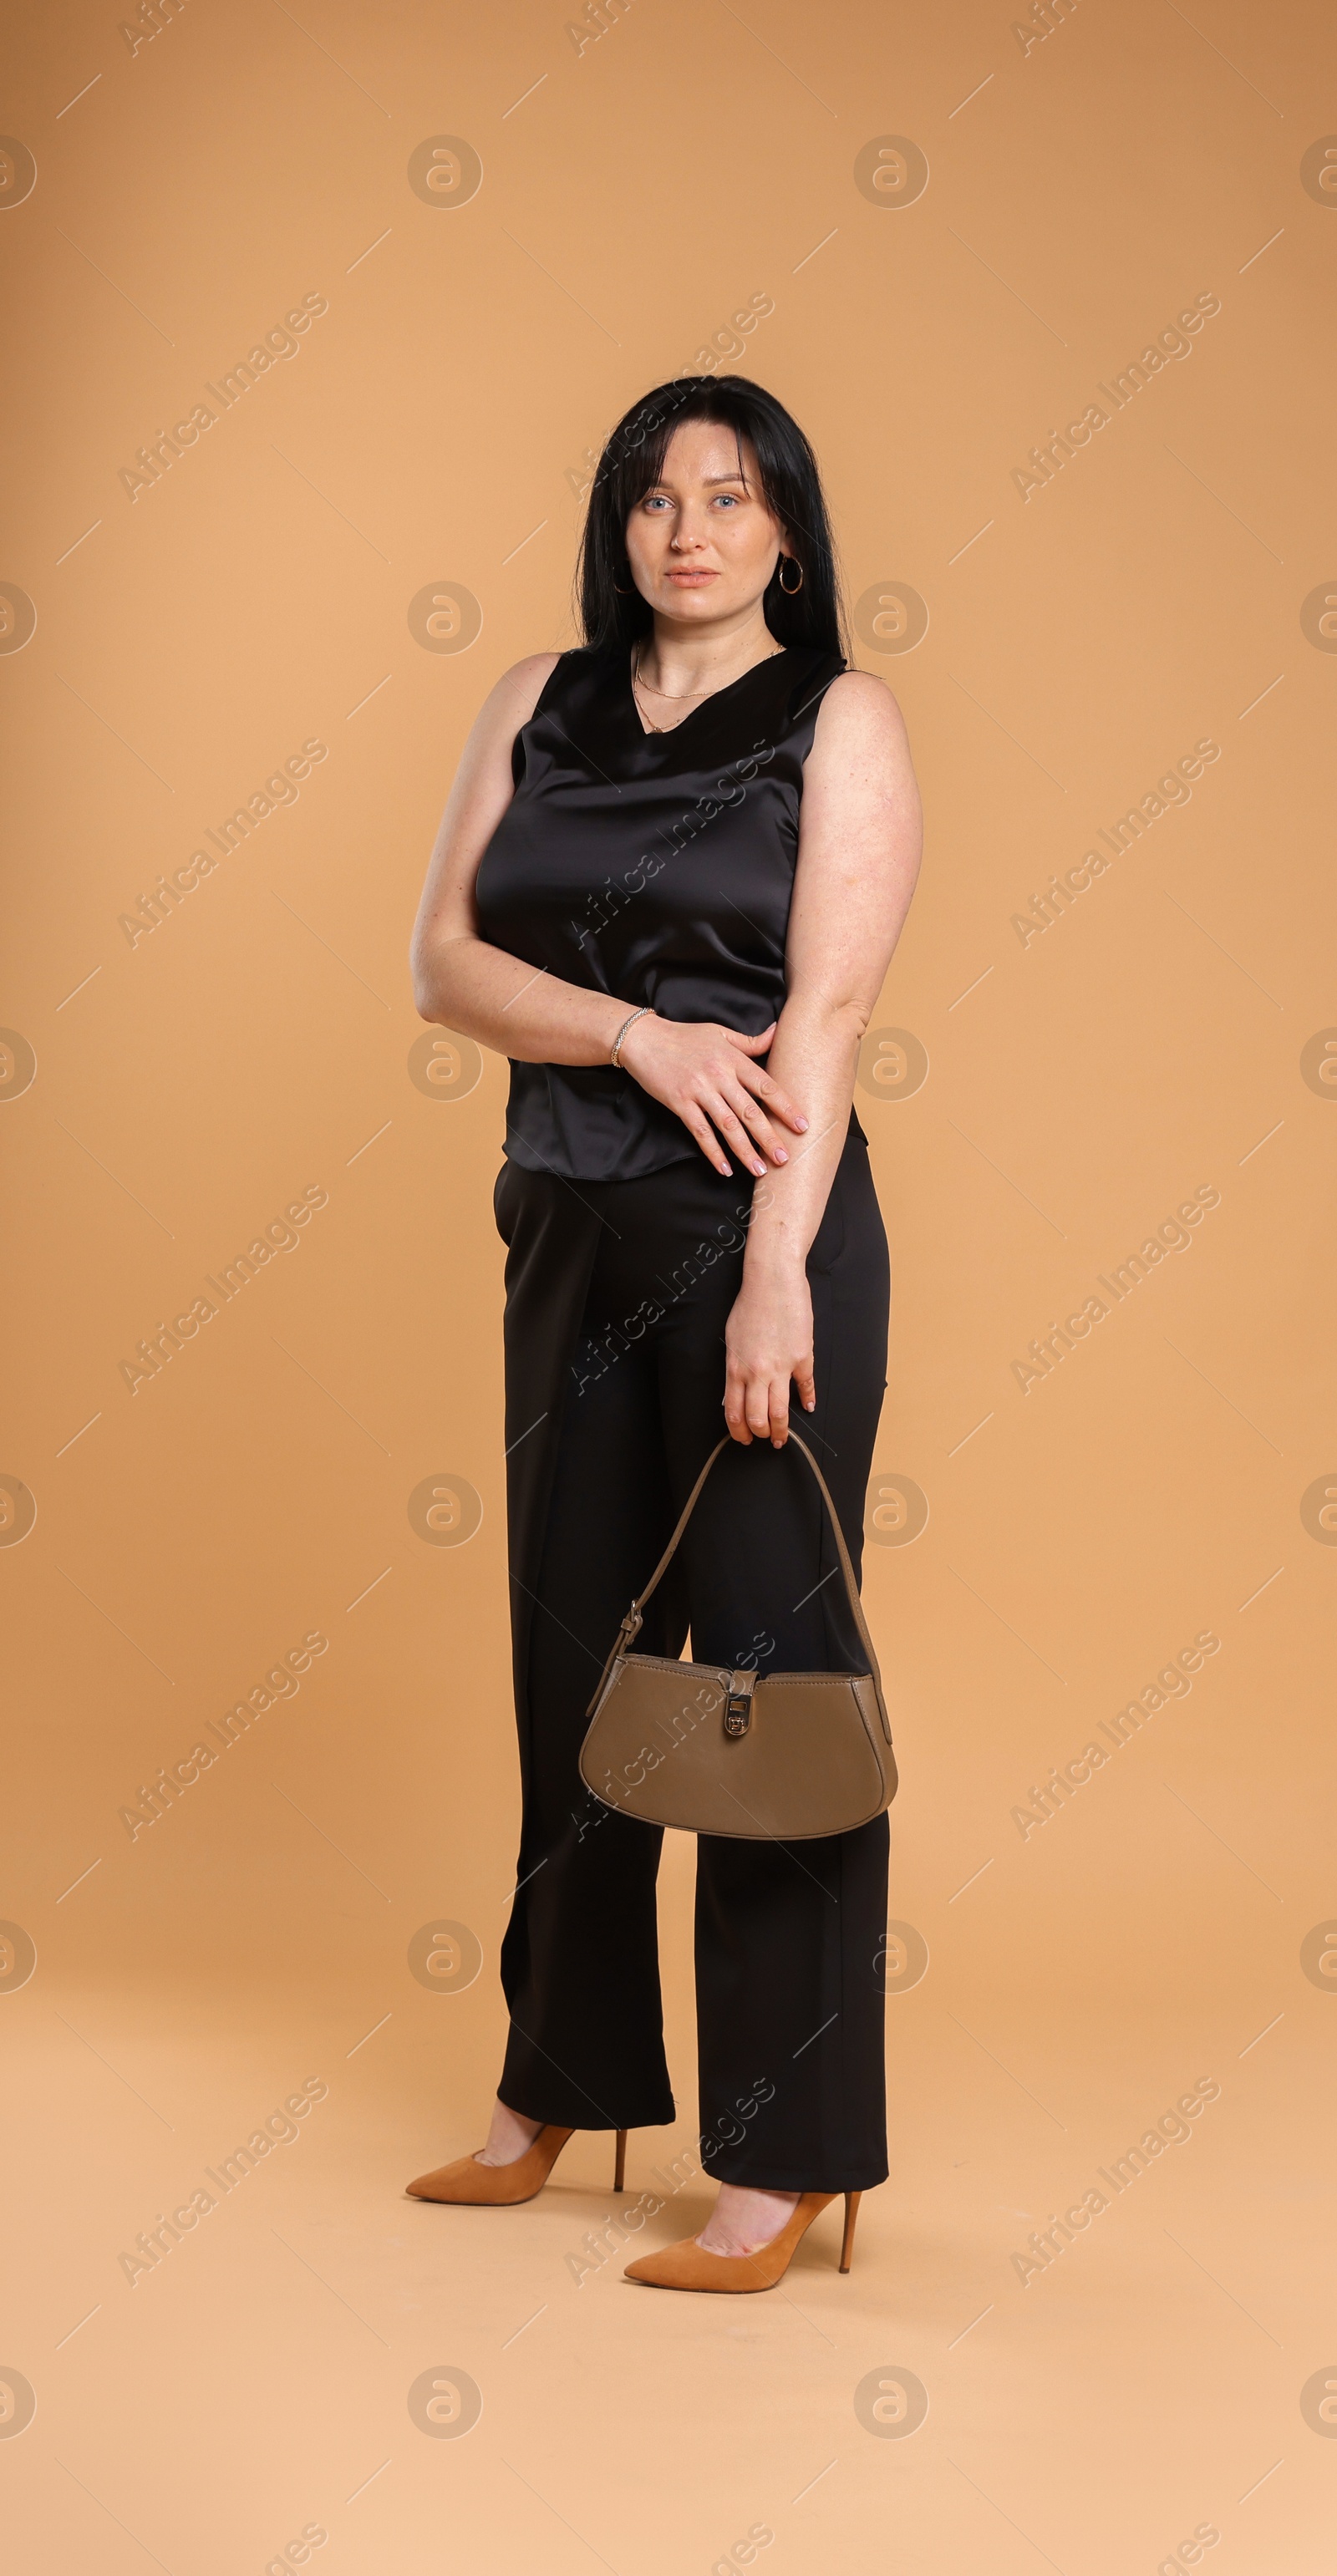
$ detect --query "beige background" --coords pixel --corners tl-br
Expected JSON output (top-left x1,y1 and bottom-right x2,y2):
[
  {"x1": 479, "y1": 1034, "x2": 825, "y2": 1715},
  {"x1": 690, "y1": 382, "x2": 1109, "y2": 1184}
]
[{"x1": 3, "y1": 2, "x2": 1336, "y2": 2568}]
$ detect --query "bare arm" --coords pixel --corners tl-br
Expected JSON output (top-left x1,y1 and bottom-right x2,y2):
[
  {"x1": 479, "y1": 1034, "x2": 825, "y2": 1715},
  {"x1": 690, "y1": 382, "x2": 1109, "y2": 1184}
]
[
  {"x1": 721, "y1": 670, "x2": 923, "y2": 1445},
  {"x1": 409, "y1": 652, "x2": 629, "y2": 1062},
  {"x1": 409, "y1": 653, "x2": 807, "y2": 1158}
]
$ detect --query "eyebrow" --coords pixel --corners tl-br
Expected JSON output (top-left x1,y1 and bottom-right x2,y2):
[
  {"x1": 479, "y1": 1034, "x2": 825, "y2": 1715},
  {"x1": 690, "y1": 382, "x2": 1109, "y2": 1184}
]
[{"x1": 646, "y1": 473, "x2": 751, "y2": 491}]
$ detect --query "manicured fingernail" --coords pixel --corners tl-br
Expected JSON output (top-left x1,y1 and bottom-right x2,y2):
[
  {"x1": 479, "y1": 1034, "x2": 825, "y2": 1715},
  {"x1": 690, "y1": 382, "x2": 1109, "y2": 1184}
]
[
  {"x1": 774, "y1": 1148, "x2": 788, "y2": 1163},
  {"x1": 794, "y1": 1117, "x2": 809, "y2": 1130},
  {"x1": 752, "y1": 1161, "x2": 765, "y2": 1176}
]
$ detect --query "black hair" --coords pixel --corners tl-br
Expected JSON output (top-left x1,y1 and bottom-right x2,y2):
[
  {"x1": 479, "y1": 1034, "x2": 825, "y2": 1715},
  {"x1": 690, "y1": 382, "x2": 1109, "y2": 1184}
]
[{"x1": 577, "y1": 375, "x2": 847, "y2": 661}]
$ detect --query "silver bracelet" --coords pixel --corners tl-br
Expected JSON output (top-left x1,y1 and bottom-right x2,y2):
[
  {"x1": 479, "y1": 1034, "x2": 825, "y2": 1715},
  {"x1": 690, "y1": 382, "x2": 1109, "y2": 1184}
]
[{"x1": 610, "y1": 1005, "x2": 653, "y2": 1069}]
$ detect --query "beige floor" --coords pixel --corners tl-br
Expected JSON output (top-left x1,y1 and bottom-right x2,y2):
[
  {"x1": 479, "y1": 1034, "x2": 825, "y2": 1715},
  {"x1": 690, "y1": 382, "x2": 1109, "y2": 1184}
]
[{"x1": 8, "y1": 1778, "x2": 1333, "y2": 2576}]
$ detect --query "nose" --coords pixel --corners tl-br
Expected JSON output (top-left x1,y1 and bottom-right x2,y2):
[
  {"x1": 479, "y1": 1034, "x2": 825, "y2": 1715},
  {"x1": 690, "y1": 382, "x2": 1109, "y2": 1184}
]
[{"x1": 668, "y1": 506, "x2": 709, "y2": 551}]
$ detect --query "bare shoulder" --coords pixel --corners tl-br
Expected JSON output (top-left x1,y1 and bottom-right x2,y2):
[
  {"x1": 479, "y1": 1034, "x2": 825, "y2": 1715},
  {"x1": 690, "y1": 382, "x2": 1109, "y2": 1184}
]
[
  {"x1": 806, "y1": 670, "x2": 913, "y2": 805},
  {"x1": 502, "y1": 648, "x2": 563, "y2": 697},
  {"x1": 799, "y1": 665, "x2": 922, "y2": 889},
  {"x1": 452, "y1": 651, "x2": 563, "y2": 789},
  {"x1": 480, "y1": 650, "x2": 562, "y2": 734},
  {"x1": 812, "y1": 667, "x2": 908, "y2": 749}
]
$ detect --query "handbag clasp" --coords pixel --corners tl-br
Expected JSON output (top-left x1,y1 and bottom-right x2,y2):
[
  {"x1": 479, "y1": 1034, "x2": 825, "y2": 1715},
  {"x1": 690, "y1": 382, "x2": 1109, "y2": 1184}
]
[{"x1": 723, "y1": 1669, "x2": 755, "y2": 1739}]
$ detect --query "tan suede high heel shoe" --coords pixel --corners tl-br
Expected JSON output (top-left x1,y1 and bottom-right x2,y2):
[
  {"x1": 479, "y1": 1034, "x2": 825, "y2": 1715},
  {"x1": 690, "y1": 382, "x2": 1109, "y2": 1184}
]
[
  {"x1": 407, "y1": 2125, "x2": 628, "y2": 2207},
  {"x1": 624, "y1": 2189, "x2": 861, "y2": 2292}
]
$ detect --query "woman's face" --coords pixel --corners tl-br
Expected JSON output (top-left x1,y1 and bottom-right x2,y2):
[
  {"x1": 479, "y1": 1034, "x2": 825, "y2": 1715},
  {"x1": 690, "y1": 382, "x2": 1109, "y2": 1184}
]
[{"x1": 623, "y1": 421, "x2": 786, "y2": 627}]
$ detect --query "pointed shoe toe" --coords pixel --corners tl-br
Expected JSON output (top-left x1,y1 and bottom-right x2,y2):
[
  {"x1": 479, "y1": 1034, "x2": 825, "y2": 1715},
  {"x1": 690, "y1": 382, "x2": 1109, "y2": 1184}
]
[
  {"x1": 623, "y1": 2238, "x2": 769, "y2": 2293},
  {"x1": 625, "y1": 2192, "x2": 849, "y2": 2293},
  {"x1": 405, "y1": 2124, "x2": 575, "y2": 2206}
]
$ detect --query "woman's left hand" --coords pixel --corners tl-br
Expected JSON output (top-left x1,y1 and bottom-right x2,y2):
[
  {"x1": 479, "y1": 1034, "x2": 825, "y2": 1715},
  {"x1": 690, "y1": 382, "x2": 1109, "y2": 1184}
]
[{"x1": 724, "y1": 1268, "x2": 816, "y2": 1446}]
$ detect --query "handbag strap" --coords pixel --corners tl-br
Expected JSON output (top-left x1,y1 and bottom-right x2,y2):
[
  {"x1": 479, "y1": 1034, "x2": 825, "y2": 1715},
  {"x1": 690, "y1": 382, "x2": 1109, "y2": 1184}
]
[{"x1": 622, "y1": 1431, "x2": 885, "y2": 1700}]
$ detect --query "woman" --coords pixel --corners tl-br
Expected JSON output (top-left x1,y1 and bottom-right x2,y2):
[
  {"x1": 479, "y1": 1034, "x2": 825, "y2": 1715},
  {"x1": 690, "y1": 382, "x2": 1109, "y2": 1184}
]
[{"x1": 407, "y1": 374, "x2": 922, "y2": 2293}]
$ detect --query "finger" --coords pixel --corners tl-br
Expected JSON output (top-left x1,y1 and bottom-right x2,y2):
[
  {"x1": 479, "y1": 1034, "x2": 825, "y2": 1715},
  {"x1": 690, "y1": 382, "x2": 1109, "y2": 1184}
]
[
  {"x1": 794, "y1": 1358, "x2": 816, "y2": 1415},
  {"x1": 723, "y1": 1024, "x2": 776, "y2": 1055},
  {"x1": 683, "y1": 1108, "x2": 733, "y2": 1178},
  {"x1": 723, "y1": 1364, "x2": 753, "y2": 1444},
  {"x1": 722, "y1": 1085, "x2": 787, "y2": 1166},
  {"x1": 768, "y1": 1373, "x2": 791, "y2": 1447},
  {"x1": 703, "y1": 1097, "x2": 768, "y2": 1179},
  {"x1": 732, "y1": 1060, "x2": 808, "y2": 1132},
  {"x1": 743, "y1": 1369, "x2": 773, "y2": 1441}
]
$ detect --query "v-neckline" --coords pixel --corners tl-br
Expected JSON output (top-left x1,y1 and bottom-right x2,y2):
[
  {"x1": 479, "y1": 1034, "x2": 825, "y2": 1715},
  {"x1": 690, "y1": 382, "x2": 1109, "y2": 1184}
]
[{"x1": 624, "y1": 644, "x2": 791, "y2": 742}]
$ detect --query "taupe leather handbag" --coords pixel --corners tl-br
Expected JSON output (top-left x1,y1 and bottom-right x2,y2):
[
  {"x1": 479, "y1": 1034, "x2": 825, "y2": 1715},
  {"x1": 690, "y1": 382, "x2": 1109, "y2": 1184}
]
[{"x1": 579, "y1": 1434, "x2": 897, "y2": 1842}]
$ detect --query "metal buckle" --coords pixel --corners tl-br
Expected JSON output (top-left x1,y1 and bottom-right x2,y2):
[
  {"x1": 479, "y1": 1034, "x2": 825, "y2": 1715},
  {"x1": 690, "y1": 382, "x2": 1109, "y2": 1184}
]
[{"x1": 723, "y1": 1670, "x2": 755, "y2": 1739}]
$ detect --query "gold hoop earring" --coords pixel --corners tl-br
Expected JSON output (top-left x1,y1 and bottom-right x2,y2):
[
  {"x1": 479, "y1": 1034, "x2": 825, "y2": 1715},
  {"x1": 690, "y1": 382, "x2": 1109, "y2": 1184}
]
[{"x1": 778, "y1": 556, "x2": 804, "y2": 594}]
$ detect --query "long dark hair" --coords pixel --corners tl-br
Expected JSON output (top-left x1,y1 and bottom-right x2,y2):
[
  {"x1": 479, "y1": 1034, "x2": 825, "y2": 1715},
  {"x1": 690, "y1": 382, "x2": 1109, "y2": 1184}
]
[{"x1": 577, "y1": 376, "x2": 847, "y2": 661}]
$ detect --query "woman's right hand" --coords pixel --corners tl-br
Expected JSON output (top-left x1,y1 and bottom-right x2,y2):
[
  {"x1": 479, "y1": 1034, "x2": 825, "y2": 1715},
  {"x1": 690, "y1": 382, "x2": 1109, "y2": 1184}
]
[{"x1": 616, "y1": 1015, "x2": 808, "y2": 1177}]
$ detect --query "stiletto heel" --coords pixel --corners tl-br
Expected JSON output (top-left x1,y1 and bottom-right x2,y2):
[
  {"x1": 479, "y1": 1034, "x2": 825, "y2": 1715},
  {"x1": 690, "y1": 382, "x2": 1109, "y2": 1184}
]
[
  {"x1": 840, "y1": 2189, "x2": 861, "y2": 2274},
  {"x1": 613, "y1": 2128, "x2": 628, "y2": 2192}
]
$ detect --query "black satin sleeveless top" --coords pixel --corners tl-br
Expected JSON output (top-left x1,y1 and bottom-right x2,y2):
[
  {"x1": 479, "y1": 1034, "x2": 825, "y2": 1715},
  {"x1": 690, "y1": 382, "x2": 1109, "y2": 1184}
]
[{"x1": 475, "y1": 641, "x2": 858, "y2": 1181}]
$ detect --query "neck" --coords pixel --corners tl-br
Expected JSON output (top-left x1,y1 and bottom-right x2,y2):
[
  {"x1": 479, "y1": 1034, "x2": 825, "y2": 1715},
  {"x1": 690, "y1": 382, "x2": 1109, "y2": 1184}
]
[{"x1": 635, "y1": 607, "x2": 780, "y2": 697}]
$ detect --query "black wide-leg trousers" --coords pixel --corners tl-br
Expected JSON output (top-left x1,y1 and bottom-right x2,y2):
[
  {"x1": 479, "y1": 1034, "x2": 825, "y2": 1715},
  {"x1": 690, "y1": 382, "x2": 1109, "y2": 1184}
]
[{"x1": 492, "y1": 1129, "x2": 892, "y2": 2192}]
